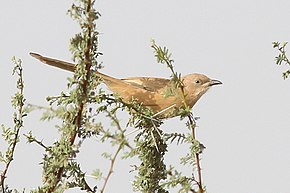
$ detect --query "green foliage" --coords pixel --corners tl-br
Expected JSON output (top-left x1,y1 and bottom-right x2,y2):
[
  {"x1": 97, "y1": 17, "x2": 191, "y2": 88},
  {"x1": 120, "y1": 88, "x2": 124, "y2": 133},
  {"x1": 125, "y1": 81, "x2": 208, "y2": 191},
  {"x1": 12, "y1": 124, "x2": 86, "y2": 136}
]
[
  {"x1": 162, "y1": 166, "x2": 195, "y2": 193},
  {"x1": 151, "y1": 40, "x2": 184, "y2": 89},
  {"x1": 0, "y1": 57, "x2": 26, "y2": 193},
  {"x1": 273, "y1": 41, "x2": 290, "y2": 79},
  {"x1": 25, "y1": 0, "x2": 103, "y2": 192},
  {"x1": 132, "y1": 121, "x2": 167, "y2": 193}
]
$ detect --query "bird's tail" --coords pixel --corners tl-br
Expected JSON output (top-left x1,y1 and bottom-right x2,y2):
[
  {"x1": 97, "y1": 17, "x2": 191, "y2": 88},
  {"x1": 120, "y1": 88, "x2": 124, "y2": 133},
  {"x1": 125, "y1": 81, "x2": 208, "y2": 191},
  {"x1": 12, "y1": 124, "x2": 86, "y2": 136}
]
[
  {"x1": 29, "y1": 52, "x2": 120, "y2": 84},
  {"x1": 30, "y1": 52, "x2": 76, "y2": 72}
]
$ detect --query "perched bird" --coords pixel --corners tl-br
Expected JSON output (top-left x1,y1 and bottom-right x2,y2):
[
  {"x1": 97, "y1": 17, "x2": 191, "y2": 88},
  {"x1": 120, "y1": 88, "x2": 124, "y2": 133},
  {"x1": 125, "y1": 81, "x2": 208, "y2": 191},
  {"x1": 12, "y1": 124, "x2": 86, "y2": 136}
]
[{"x1": 30, "y1": 52, "x2": 222, "y2": 118}]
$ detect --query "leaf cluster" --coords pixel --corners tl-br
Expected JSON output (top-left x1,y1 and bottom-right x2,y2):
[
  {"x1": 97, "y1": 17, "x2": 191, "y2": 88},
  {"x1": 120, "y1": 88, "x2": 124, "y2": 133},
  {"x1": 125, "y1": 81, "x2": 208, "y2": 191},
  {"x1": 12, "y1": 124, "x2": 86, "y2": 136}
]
[
  {"x1": 151, "y1": 40, "x2": 184, "y2": 89},
  {"x1": 273, "y1": 41, "x2": 290, "y2": 79}
]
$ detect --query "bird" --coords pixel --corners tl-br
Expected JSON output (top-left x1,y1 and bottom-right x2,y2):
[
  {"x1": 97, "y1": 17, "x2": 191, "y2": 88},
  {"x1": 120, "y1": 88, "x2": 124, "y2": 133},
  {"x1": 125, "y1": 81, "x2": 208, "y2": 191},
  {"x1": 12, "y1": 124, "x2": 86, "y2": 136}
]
[{"x1": 30, "y1": 52, "x2": 222, "y2": 118}]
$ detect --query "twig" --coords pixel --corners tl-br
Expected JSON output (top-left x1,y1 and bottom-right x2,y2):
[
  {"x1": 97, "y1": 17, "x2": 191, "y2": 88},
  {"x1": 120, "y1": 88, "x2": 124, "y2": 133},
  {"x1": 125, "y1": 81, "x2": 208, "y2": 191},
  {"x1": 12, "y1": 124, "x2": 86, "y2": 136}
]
[
  {"x1": 187, "y1": 114, "x2": 203, "y2": 192},
  {"x1": 24, "y1": 133, "x2": 49, "y2": 151},
  {"x1": 104, "y1": 110, "x2": 134, "y2": 151},
  {"x1": 99, "y1": 110, "x2": 133, "y2": 192},
  {"x1": 0, "y1": 58, "x2": 25, "y2": 192},
  {"x1": 125, "y1": 128, "x2": 140, "y2": 137},
  {"x1": 100, "y1": 144, "x2": 122, "y2": 193}
]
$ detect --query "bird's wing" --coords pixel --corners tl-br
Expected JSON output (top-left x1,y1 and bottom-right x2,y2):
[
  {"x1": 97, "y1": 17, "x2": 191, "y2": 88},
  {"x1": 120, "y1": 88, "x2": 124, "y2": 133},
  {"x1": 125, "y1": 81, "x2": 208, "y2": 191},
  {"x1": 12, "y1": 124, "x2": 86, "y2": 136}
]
[
  {"x1": 30, "y1": 52, "x2": 171, "y2": 91},
  {"x1": 121, "y1": 77, "x2": 171, "y2": 92}
]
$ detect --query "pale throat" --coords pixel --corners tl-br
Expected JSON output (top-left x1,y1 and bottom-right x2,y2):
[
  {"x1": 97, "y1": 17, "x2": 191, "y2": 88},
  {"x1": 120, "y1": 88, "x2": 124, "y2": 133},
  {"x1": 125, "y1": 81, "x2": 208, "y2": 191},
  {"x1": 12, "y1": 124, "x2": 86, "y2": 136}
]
[{"x1": 183, "y1": 86, "x2": 210, "y2": 108}]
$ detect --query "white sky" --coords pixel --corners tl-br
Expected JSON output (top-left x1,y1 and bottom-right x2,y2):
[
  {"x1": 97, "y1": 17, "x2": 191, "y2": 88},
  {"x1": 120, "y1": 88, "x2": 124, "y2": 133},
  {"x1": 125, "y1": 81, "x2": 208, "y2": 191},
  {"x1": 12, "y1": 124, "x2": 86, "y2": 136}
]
[{"x1": 1, "y1": 0, "x2": 290, "y2": 193}]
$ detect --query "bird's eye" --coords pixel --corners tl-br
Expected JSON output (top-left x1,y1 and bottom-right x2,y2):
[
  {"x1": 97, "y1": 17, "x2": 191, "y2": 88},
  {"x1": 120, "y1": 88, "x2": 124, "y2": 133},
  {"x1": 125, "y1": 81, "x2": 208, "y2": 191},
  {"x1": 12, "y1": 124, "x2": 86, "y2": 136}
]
[{"x1": 195, "y1": 80, "x2": 200, "y2": 84}]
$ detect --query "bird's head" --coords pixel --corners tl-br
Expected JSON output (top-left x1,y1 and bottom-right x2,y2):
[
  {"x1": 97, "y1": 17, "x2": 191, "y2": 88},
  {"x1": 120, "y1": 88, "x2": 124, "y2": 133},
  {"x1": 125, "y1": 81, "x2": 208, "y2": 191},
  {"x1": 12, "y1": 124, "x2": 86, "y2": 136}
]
[{"x1": 182, "y1": 73, "x2": 222, "y2": 106}]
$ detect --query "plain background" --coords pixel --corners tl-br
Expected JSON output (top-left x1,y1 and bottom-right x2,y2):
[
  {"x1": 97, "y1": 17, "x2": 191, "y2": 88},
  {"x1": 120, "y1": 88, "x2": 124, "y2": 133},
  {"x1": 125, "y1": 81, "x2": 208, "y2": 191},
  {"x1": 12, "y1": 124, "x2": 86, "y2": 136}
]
[{"x1": 1, "y1": 0, "x2": 290, "y2": 193}]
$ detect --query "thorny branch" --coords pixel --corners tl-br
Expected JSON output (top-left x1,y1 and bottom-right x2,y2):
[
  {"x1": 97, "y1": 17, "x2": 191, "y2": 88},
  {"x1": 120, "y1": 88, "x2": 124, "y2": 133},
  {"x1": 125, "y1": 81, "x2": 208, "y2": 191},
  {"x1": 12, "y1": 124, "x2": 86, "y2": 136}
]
[
  {"x1": 47, "y1": 1, "x2": 95, "y2": 192},
  {"x1": 151, "y1": 40, "x2": 204, "y2": 192},
  {"x1": 0, "y1": 58, "x2": 26, "y2": 192}
]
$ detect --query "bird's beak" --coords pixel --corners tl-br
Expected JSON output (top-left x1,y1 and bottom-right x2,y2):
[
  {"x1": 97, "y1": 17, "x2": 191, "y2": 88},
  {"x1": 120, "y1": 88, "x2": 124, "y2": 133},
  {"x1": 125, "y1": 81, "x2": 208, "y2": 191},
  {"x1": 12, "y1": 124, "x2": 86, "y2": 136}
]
[{"x1": 209, "y1": 79, "x2": 222, "y2": 86}]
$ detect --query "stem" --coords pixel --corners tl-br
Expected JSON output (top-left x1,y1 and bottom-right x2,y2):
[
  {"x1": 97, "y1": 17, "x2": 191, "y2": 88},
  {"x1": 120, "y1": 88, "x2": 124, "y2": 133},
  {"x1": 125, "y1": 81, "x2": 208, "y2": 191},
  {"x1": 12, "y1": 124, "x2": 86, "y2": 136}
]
[
  {"x1": 0, "y1": 118, "x2": 22, "y2": 190},
  {"x1": 188, "y1": 115, "x2": 203, "y2": 193},
  {"x1": 104, "y1": 110, "x2": 134, "y2": 151},
  {"x1": 47, "y1": 1, "x2": 94, "y2": 191},
  {"x1": 0, "y1": 61, "x2": 25, "y2": 191},
  {"x1": 177, "y1": 76, "x2": 203, "y2": 192},
  {"x1": 151, "y1": 41, "x2": 204, "y2": 192},
  {"x1": 179, "y1": 79, "x2": 203, "y2": 192},
  {"x1": 100, "y1": 145, "x2": 122, "y2": 193},
  {"x1": 24, "y1": 134, "x2": 49, "y2": 151},
  {"x1": 97, "y1": 110, "x2": 132, "y2": 193}
]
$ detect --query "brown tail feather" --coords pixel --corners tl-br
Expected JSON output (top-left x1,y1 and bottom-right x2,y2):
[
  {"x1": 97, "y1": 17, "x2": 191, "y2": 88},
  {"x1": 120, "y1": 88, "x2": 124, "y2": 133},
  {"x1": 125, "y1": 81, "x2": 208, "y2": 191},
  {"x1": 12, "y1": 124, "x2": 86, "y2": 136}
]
[
  {"x1": 29, "y1": 52, "x2": 124, "y2": 86},
  {"x1": 30, "y1": 52, "x2": 76, "y2": 72}
]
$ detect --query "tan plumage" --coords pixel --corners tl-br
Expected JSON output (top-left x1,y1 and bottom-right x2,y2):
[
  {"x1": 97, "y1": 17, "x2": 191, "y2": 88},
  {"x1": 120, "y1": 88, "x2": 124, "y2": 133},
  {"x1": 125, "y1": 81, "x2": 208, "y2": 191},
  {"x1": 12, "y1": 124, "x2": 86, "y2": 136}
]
[{"x1": 30, "y1": 52, "x2": 222, "y2": 118}]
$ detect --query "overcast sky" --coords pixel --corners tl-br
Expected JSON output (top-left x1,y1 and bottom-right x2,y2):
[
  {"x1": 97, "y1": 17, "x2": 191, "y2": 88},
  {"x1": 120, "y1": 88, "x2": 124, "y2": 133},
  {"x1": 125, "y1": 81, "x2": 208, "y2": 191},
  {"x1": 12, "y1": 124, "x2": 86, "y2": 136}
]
[{"x1": 1, "y1": 1, "x2": 290, "y2": 193}]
